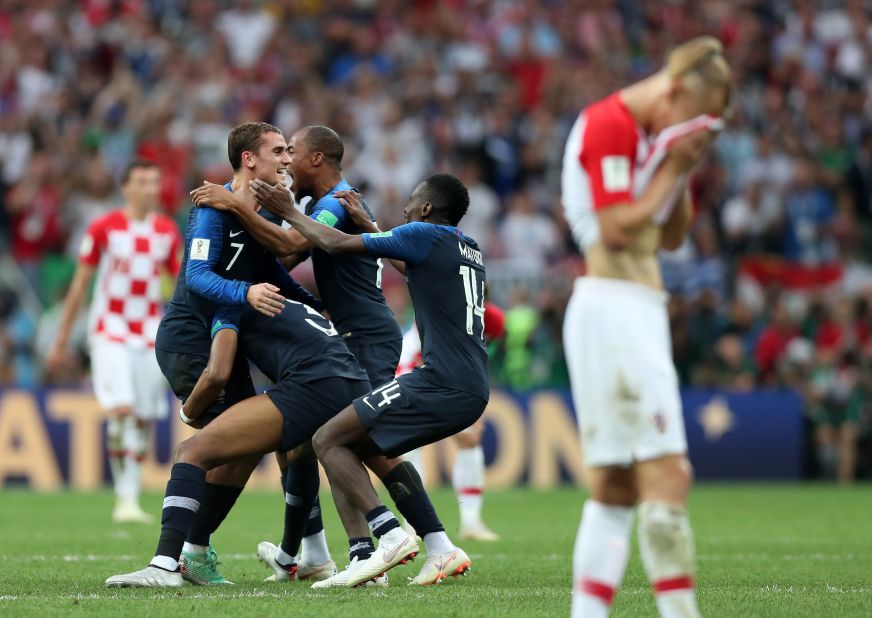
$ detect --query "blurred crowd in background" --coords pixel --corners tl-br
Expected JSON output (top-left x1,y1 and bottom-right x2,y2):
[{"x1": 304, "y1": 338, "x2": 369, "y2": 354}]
[{"x1": 1, "y1": 0, "x2": 872, "y2": 479}]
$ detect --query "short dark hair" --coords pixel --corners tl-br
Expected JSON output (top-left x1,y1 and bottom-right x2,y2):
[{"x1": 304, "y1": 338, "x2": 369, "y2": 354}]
[
  {"x1": 121, "y1": 159, "x2": 158, "y2": 184},
  {"x1": 421, "y1": 173, "x2": 469, "y2": 226},
  {"x1": 228, "y1": 121, "x2": 283, "y2": 171},
  {"x1": 303, "y1": 125, "x2": 344, "y2": 167}
]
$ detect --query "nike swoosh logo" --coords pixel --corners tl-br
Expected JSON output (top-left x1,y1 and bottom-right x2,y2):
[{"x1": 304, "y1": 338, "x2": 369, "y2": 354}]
[
  {"x1": 362, "y1": 397, "x2": 375, "y2": 410},
  {"x1": 229, "y1": 230, "x2": 243, "y2": 237},
  {"x1": 382, "y1": 538, "x2": 410, "y2": 563}
]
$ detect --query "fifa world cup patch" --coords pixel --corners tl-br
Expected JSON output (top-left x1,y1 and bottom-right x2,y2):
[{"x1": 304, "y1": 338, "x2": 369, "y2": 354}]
[
  {"x1": 315, "y1": 210, "x2": 339, "y2": 227},
  {"x1": 601, "y1": 155, "x2": 631, "y2": 192},
  {"x1": 190, "y1": 238, "x2": 210, "y2": 261}
]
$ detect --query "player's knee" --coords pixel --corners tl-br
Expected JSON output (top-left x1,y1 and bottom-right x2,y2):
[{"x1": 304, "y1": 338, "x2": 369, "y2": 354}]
[
  {"x1": 173, "y1": 437, "x2": 204, "y2": 467},
  {"x1": 112, "y1": 406, "x2": 134, "y2": 418},
  {"x1": 637, "y1": 501, "x2": 695, "y2": 576},
  {"x1": 287, "y1": 441, "x2": 316, "y2": 464},
  {"x1": 311, "y1": 427, "x2": 332, "y2": 459}
]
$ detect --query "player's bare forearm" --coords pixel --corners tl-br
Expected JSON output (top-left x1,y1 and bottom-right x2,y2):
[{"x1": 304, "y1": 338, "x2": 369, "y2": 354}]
[
  {"x1": 183, "y1": 329, "x2": 237, "y2": 424},
  {"x1": 597, "y1": 161, "x2": 685, "y2": 250},
  {"x1": 55, "y1": 265, "x2": 94, "y2": 347},
  {"x1": 660, "y1": 190, "x2": 692, "y2": 251},
  {"x1": 390, "y1": 259, "x2": 407, "y2": 276},
  {"x1": 234, "y1": 201, "x2": 311, "y2": 257},
  {"x1": 334, "y1": 190, "x2": 380, "y2": 232},
  {"x1": 251, "y1": 180, "x2": 366, "y2": 255}
]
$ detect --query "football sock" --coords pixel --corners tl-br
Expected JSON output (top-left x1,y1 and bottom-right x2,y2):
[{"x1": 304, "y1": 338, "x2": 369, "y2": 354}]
[
  {"x1": 571, "y1": 500, "x2": 634, "y2": 618},
  {"x1": 119, "y1": 416, "x2": 148, "y2": 502},
  {"x1": 637, "y1": 502, "x2": 700, "y2": 618},
  {"x1": 453, "y1": 446, "x2": 485, "y2": 529},
  {"x1": 186, "y1": 483, "x2": 243, "y2": 546},
  {"x1": 182, "y1": 542, "x2": 208, "y2": 554},
  {"x1": 365, "y1": 505, "x2": 400, "y2": 538},
  {"x1": 403, "y1": 448, "x2": 425, "y2": 481},
  {"x1": 280, "y1": 459, "x2": 320, "y2": 559},
  {"x1": 152, "y1": 463, "x2": 206, "y2": 571},
  {"x1": 349, "y1": 536, "x2": 375, "y2": 561},
  {"x1": 275, "y1": 546, "x2": 295, "y2": 568},
  {"x1": 384, "y1": 462, "x2": 444, "y2": 536},
  {"x1": 106, "y1": 417, "x2": 124, "y2": 499},
  {"x1": 303, "y1": 495, "x2": 325, "y2": 536},
  {"x1": 423, "y1": 531, "x2": 455, "y2": 555},
  {"x1": 300, "y1": 529, "x2": 332, "y2": 566}
]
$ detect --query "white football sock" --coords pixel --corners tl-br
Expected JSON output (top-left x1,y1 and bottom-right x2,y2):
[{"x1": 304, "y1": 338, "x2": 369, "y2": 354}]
[
  {"x1": 118, "y1": 417, "x2": 148, "y2": 501},
  {"x1": 637, "y1": 502, "x2": 700, "y2": 618},
  {"x1": 571, "y1": 500, "x2": 634, "y2": 618},
  {"x1": 182, "y1": 542, "x2": 209, "y2": 554},
  {"x1": 453, "y1": 446, "x2": 485, "y2": 529},
  {"x1": 300, "y1": 529, "x2": 332, "y2": 566},
  {"x1": 275, "y1": 546, "x2": 295, "y2": 567},
  {"x1": 107, "y1": 417, "x2": 125, "y2": 499},
  {"x1": 403, "y1": 449, "x2": 425, "y2": 482},
  {"x1": 423, "y1": 531, "x2": 455, "y2": 556},
  {"x1": 150, "y1": 555, "x2": 179, "y2": 571}
]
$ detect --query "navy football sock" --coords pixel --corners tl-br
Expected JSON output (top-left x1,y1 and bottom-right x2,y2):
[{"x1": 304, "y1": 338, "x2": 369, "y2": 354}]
[
  {"x1": 349, "y1": 536, "x2": 375, "y2": 561},
  {"x1": 365, "y1": 505, "x2": 400, "y2": 538},
  {"x1": 303, "y1": 495, "x2": 325, "y2": 537},
  {"x1": 385, "y1": 462, "x2": 444, "y2": 536},
  {"x1": 280, "y1": 459, "x2": 320, "y2": 558},
  {"x1": 154, "y1": 463, "x2": 206, "y2": 562},
  {"x1": 186, "y1": 483, "x2": 243, "y2": 547}
]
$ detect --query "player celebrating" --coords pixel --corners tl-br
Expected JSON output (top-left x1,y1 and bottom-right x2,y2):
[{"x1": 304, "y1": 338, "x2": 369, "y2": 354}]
[
  {"x1": 47, "y1": 160, "x2": 180, "y2": 524},
  {"x1": 104, "y1": 298, "x2": 372, "y2": 587},
  {"x1": 249, "y1": 173, "x2": 486, "y2": 588},
  {"x1": 560, "y1": 37, "x2": 731, "y2": 618},
  {"x1": 156, "y1": 121, "x2": 326, "y2": 585},
  {"x1": 193, "y1": 126, "x2": 462, "y2": 587}
]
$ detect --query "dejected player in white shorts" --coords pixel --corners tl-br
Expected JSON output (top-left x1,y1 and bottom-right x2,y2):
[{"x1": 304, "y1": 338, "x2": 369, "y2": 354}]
[
  {"x1": 48, "y1": 160, "x2": 180, "y2": 523},
  {"x1": 560, "y1": 37, "x2": 731, "y2": 618}
]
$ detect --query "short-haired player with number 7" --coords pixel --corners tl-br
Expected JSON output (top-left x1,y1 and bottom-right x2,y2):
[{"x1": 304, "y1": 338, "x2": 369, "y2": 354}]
[{"x1": 250, "y1": 173, "x2": 489, "y2": 588}]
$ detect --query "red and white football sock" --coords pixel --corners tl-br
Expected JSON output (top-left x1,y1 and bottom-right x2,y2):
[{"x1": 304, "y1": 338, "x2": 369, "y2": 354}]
[
  {"x1": 118, "y1": 416, "x2": 148, "y2": 503},
  {"x1": 453, "y1": 446, "x2": 485, "y2": 529},
  {"x1": 571, "y1": 500, "x2": 634, "y2": 618},
  {"x1": 107, "y1": 417, "x2": 125, "y2": 499},
  {"x1": 638, "y1": 502, "x2": 700, "y2": 618}
]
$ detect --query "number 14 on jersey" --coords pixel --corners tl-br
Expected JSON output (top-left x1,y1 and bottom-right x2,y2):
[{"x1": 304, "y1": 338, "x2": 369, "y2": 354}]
[{"x1": 459, "y1": 265, "x2": 485, "y2": 339}]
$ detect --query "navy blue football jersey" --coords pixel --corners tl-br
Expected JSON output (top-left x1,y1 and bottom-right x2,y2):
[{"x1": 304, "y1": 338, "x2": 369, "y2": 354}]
[
  {"x1": 304, "y1": 179, "x2": 401, "y2": 345},
  {"x1": 361, "y1": 222, "x2": 488, "y2": 400},
  {"x1": 212, "y1": 301, "x2": 369, "y2": 385}
]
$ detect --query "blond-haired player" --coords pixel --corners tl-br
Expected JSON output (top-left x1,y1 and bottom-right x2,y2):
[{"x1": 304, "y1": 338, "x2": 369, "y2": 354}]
[{"x1": 561, "y1": 37, "x2": 731, "y2": 618}]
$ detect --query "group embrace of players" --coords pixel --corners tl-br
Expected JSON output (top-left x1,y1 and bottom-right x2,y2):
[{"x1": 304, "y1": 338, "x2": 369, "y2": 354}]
[{"x1": 82, "y1": 122, "x2": 491, "y2": 589}]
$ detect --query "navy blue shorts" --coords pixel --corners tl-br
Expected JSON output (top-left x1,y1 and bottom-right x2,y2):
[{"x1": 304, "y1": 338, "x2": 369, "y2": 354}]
[
  {"x1": 346, "y1": 339, "x2": 402, "y2": 388},
  {"x1": 353, "y1": 370, "x2": 487, "y2": 459},
  {"x1": 267, "y1": 376, "x2": 372, "y2": 452},
  {"x1": 155, "y1": 348, "x2": 255, "y2": 426}
]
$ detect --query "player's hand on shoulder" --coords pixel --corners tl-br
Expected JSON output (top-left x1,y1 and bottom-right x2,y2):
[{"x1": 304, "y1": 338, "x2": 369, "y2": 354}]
[
  {"x1": 334, "y1": 190, "x2": 377, "y2": 231},
  {"x1": 250, "y1": 179, "x2": 294, "y2": 219},
  {"x1": 190, "y1": 181, "x2": 238, "y2": 211},
  {"x1": 665, "y1": 130, "x2": 714, "y2": 173},
  {"x1": 246, "y1": 282, "x2": 286, "y2": 317}
]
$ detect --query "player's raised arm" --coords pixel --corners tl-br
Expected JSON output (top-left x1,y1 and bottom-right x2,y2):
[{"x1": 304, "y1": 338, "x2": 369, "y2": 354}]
[
  {"x1": 191, "y1": 181, "x2": 312, "y2": 257},
  {"x1": 334, "y1": 189, "x2": 408, "y2": 275},
  {"x1": 251, "y1": 179, "x2": 366, "y2": 255}
]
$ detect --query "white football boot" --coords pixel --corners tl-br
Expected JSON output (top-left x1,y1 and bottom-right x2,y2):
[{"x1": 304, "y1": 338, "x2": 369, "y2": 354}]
[{"x1": 105, "y1": 565, "x2": 184, "y2": 587}]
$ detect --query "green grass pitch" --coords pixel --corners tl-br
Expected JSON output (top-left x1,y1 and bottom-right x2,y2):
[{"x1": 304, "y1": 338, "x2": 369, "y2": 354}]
[{"x1": 1, "y1": 485, "x2": 870, "y2": 617}]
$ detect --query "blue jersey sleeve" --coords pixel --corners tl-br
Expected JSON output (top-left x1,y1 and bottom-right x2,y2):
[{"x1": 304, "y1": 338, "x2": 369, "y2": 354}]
[
  {"x1": 362, "y1": 222, "x2": 439, "y2": 265},
  {"x1": 211, "y1": 305, "x2": 242, "y2": 338},
  {"x1": 185, "y1": 208, "x2": 250, "y2": 305},
  {"x1": 263, "y1": 258, "x2": 325, "y2": 312},
  {"x1": 309, "y1": 195, "x2": 348, "y2": 230}
]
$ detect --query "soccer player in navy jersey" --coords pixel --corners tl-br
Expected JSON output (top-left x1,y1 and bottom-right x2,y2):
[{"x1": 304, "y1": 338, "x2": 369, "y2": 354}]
[
  {"x1": 250, "y1": 173, "x2": 488, "y2": 588},
  {"x1": 105, "y1": 296, "x2": 372, "y2": 588},
  {"x1": 153, "y1": 122, "x2": 327, "y2": 585},
  {"x1": 193, "y1": 126, "x2": 465, "y2": 586}
]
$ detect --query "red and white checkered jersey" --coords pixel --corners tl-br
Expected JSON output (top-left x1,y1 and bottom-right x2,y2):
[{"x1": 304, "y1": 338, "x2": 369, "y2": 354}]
[
  {"x1": 562, "y1": 93, "x2": 722, "y2": 251},
  {"x1": 79, "y1": 209, "x2": 181, "y2": 349},
  {"x1": 561, "y1": 93, "x2": 652, "y2": 251}
]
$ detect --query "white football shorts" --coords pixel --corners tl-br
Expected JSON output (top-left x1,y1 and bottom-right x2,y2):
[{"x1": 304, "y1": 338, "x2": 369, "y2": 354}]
[
  {"x1": 90, "y1": 337, "x2": 169, "y2": 420},
  {"x1": 563, "y1": 277, "x2": 687, "y2": 467}
]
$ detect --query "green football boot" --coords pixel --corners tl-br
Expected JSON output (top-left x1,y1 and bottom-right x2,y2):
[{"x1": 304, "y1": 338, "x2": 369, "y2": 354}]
[{"x1": 180, "y1": 546, "x2": 234, "y2": 585}]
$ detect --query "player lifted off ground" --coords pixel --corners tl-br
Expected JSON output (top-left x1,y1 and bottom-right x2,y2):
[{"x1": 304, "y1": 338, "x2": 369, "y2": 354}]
[
  {"x1": 250, "y1": 173, "x2": 486, "y2": 588},
  {"x1": 561, "y1": 37, "x2": 731, "y2": 618},
  {"x1": 155, "y1": 122, "x2": 325, "y2": 585},
  {"x1": 47, "y1": 160, "x2": 180, "y2": 524},
  {"x1": 194, "y1": 126, "x2": 465, "y2": 586}
]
